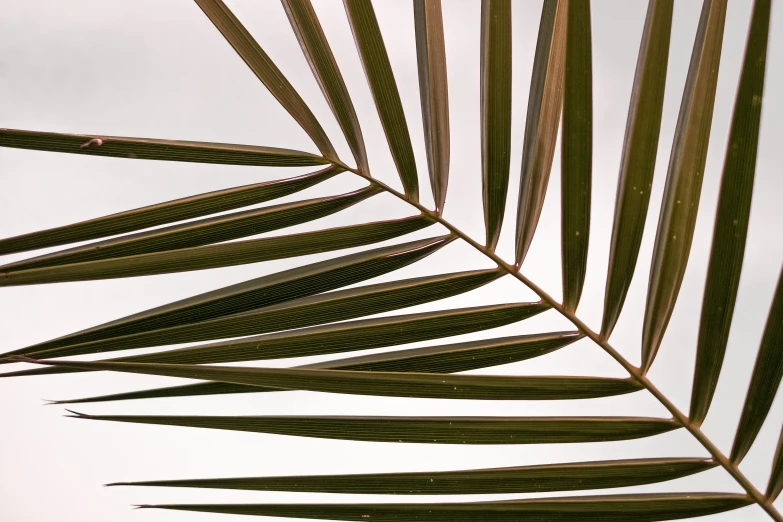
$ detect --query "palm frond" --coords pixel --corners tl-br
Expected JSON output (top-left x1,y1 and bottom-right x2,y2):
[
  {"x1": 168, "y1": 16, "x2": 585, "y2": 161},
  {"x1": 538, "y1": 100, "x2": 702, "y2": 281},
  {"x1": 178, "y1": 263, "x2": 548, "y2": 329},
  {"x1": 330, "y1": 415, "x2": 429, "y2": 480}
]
[{"x1": 2, "y1": 0, "x2": 782, "y2": 520}]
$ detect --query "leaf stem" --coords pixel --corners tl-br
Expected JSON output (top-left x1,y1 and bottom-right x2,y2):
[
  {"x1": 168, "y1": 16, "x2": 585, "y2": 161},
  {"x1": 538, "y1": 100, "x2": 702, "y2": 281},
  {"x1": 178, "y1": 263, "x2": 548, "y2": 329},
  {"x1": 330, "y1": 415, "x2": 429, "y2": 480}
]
[{"x1": 341, "y1": 164, "x2": 783, "y2": 522}]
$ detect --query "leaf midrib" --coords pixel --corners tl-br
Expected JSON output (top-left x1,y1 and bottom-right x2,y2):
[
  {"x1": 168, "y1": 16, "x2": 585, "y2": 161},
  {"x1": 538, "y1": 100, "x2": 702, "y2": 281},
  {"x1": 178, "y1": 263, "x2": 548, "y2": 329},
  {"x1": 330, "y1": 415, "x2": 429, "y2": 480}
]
[{"x1": 329, "y1": 157, "x2": 780, "y2": 522}]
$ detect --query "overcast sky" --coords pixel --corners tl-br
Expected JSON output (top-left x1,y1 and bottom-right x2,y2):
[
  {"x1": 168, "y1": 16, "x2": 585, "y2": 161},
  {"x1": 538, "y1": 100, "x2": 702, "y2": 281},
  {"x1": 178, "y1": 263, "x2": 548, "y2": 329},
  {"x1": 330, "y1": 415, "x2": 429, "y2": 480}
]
[{"x1": 2, "y1": 1, "x2": 783, "y2": 521}]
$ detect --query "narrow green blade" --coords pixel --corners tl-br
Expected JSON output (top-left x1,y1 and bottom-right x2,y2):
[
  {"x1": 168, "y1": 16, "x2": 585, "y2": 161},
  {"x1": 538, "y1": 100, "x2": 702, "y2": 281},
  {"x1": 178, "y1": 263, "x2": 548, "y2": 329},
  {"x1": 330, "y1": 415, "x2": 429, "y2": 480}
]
[
  {"x1": 343, "y1": 0, "x2": 419, "y2": 198},
  {"x1": 24, "y1": 268, "x2": 497, "y2": 361},
  {"x1": 194, "y1": 0, "x2": 336, "y2": 159},
  {"x1": 5, "y1": 301, "x2": 544, "y2": 378},
  {"x1": 689, "y1": 0, "x2": 771, "y2": 425},
  {"x1": 110, "y1": 458, "x2": 715, "y2": 495},
  {"x1": 136, "y1": 494, "x2": 749, "y2": 522},
  {"x1": 600, "y1": 0, "x2": 673, "y2": 338},
  {"x1": 731, "y1": 266, "x2": 783, "y2": 463},
  {"x1": 480, "y1": 0, "x2": 512, "y2": 251},
  {"x1": 0, "y1": 216, "x2": 434, "y2": 286},
  {"x1": 0, "y1": 166, "x2": 341, "y2": 256},
  {"x1": 767, "y1": 424, "x2": 783, "y2": 501},
  {"x1": 27, "y1": 358, "x2": 641, "y2": 401},
  {"x1": 414, "y1": 0, "x2": 449, "y2": 212},
  {"x1": 117, "y1": 303, "x2": 546, "y2": 365},
  {"x1": 0, "y1": 187, "x2": 379, "y2": 275},
  {"x1": 641, "y1": 0, "x2": 727, "y2": 372},
  {"x1": 560, "y1": 0, "x2": 592, "y2": 312},
  {"x1": 0, "y1": 128, "x2": 327, "y2": 166},
  {"x1": 68, "y1": 411, "x2": 679, "y2": 444},
  {"x1": 54, "y1": 331, "x2": 579, "y2": 404},
  {"x1": 514, "y1": 0, "x2": 567, "y2": 266},
  {"x1": 0, "y1": 236, "x2": 452, "y2": 362},
  {"x1": 282, "y1": 0, "x2": 368, "y2": 172}
]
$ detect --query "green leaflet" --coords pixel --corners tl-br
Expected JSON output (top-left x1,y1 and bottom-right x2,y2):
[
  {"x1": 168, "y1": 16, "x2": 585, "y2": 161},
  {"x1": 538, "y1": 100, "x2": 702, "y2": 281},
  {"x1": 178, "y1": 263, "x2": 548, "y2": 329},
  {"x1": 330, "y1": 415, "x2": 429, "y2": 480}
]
[
  {"x1": 731, "y1": 267, "x2": 783, "y2": 463},
  {"x1": 0, "y1": 166, "x2": 341, "y2": 256},
  {"x1": 68, "y1": 411, "x2": 679, "y2": 444},
  {"x1": 689, "y1": 0, "x2": 770, "y2": 425},
  {"x1": 0, "y1": 186, "x2": 380, "y2": 275},
  {"x1": 480, "y1": 0, "x2": 512, "y2": 251},
  {"x1": 23, "y1": 268, "x2": 498, "y2": 361},
  {"x1": 514, "y1": 0, "x2": 567, "y2": 266},
  {"x1": 54, "y1": 331, "x2": 579, "y2": 404},
  {"x1": 343, "y1": 0, "x2": 419, "y2": 198},
  {"x1": 23, "y1": 358, "x2": 642, "y2": 401},
  {"x1": 116, "y1": 303, "x2": 547, "y2": 365},
  {"x1": 641, "y1": 0, "x2": 727, "y2": 372},
  {"x1": 560, "y1": 0, "x2": 592, "y2": 312},
  {"x1": 282, "y1": 0, "x2": 368, "y2": 172},
  {"x1": 194, "y1": 0, "x2": 336, "y2": 159},
  {"x1": 134, "y1": 494, "x2": 750, "y2": 521},
  {"x1": 0, "y1": 236, "x2": 452, "y2": 364},
  {"x1": 0, "y1": 215, "x2": 433, "y2": 286},
  {"x1": 600, "y1": 0, "x2": 673, "y2": 338},
  {"x1": 0, "y1": 128, "x2": 327, "y2": 166},
  {"x1": 767, "y1": 425, "x2": 783, "y2": 501},
  {"x1": 5, "y1": 301, "x2": 544, "y2": 378},
  {"x1": 414, "y1": 0, "x2": 449, "y2": 212},
  {"x1": 109, "y1": 458, "x2": 715, "y2": 495}
]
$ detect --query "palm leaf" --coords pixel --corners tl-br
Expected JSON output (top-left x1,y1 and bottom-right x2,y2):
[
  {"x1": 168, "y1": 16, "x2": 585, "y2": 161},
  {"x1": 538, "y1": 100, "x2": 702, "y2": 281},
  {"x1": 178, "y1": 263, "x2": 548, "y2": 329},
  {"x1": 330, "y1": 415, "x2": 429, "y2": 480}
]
[
  {"x1": 689, "y1": 0, "x2": 771, "y2": 425},
  {"x1": 4, "y1": 1, "x2": 783, "y2": 520},
  {"x1": 514, "y1": 0, "x2": 567, "y2": 266},
  {"x1": 560, "y1": 0, "x2": 592, "y2": 311},
  {"x1": 600, "y1": 0, "x2": 673, "y2": 337},
  {"x1": 731, "y1": 266, "x2": 783, "y2": 463},
  {"x1": 0, "y1": 216, "x2": 433, "y2": 285},
  {"x1": 641, "y1": 0, "x2": 727, "y2": 372},
  {"x1": 110, "y1": 458, "x2": 715, "y2": 495},
  {"x1": 282, "y1": 0, "x2": 369, "y2": 172},
  {"x1": 480, "y1": 0, "x2": 512, "y2": 250},
  {"x1": 53, "y1": 331, "x2": 581, "y2": 404},
  {"x1": 343, "y1": 0, "x2": 418, "y2": 196},
  {"x1": 0, "y1": 165, "x2": 341, "y2": 256},
  {"x1": 3, "y1": 301, "x2": 545, "y2": 379},
  {"x1": 414, "y1": 0, "x2": 449, "y2": 212},
  {"x1": 0, "y1": 236, "x2": 451, "y2": 362},
  {"x1": 21, "y1": 357, "x2": 641, "y2": 401},
  {"x1": 0, "y1": 186, "x2": 380, "y2": 274},
  {"x1": 134, "y1": 494, "x2": 750, "y2": 522},
  {"x1": 66, "y1": 410, "x2": 679, "y2": 444},
  {"x1": 768, "y1": 426, "x2": 783, "y2": 502},
  {"x1": 17, "y1": 268, "x2": 498, "y2": 362},
  {"x1": 0, "y1": 128, "x2": 327, "y2": 166},
  {"x1": 194, "y1": 0, "x2": 337, "y2": 158}
]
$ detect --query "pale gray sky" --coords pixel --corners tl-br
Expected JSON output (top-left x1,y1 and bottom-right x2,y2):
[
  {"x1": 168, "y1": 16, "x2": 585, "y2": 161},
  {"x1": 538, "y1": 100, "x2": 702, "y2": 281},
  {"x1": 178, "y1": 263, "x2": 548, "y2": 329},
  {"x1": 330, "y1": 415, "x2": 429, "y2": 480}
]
[{"x1": 2, "y1": 1, "x2": 783, "y2": 521}]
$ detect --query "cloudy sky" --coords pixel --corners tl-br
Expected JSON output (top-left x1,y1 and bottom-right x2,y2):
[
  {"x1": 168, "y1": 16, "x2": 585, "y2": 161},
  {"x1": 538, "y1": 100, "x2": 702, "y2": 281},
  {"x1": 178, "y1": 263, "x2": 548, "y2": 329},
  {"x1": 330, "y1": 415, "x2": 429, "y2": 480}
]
[{"x1": 2, "y1": 1, "x2": 783, "y2": 521}]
